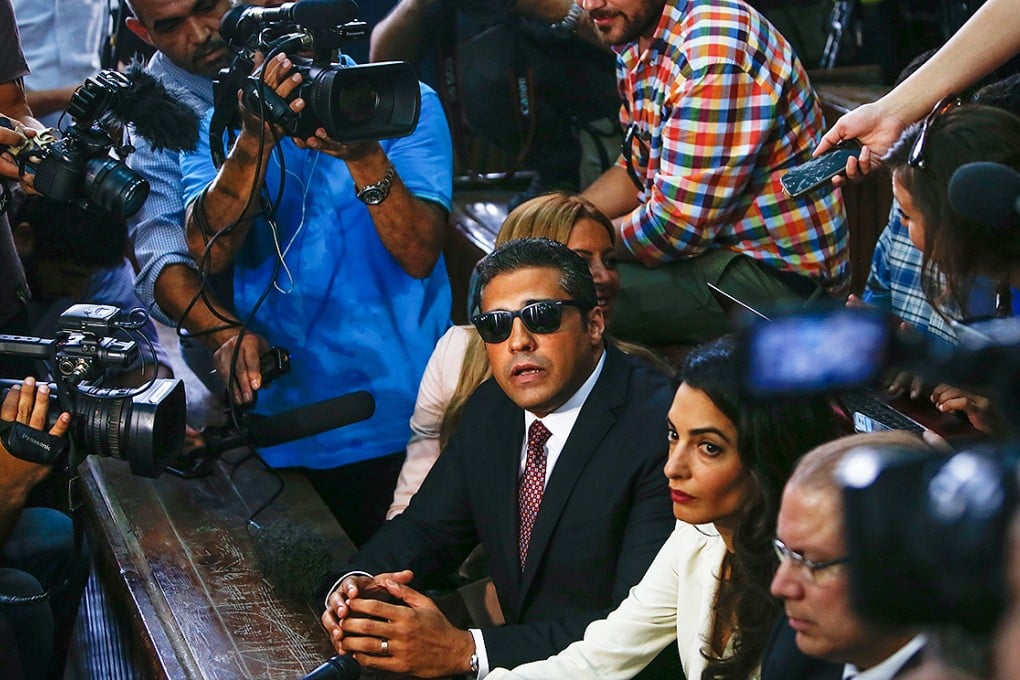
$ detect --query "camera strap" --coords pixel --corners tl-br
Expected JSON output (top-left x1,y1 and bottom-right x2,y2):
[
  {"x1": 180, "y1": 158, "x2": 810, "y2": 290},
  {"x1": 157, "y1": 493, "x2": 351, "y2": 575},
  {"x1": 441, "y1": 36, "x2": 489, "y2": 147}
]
[{"x1": 0, "y1": 420, "x2": 68, "y2": 466}]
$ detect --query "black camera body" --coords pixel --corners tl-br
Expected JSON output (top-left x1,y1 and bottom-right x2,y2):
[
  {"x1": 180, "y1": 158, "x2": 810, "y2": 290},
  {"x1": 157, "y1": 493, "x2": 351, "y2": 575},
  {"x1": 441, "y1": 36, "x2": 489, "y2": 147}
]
[
  {"x1": 241, "y1": 53, "x2": 421, "y2": 141},
  {"x1": 840, "y1": 444, "x2": 1018, "y2": 633},
  {"x1": 9, "y1": 71, "x2": 150, "y2": 217},
  {"x1": 0, "y1": 304, "x2": 186, "y2": 477},
  {"x1": 211, "y1": 0, "x2": 420, "y2": 161},
  {"x1": 735, "y1": 307, "x2": 1020, "y2": 632}
]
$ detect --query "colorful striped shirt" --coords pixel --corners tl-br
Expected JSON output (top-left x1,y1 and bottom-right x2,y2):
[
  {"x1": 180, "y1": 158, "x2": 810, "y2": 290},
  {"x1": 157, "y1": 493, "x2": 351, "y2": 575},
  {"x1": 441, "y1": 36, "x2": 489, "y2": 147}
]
[{"x1": 615, "y1": 0, "x2": 849, "y2": 291}]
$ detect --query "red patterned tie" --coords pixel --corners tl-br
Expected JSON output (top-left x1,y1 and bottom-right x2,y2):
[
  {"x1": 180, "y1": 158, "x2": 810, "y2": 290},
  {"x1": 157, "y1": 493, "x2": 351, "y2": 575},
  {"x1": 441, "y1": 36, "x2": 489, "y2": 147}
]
[{"x1": 519, "y1": 419, "x2": 552, "y2": 569}]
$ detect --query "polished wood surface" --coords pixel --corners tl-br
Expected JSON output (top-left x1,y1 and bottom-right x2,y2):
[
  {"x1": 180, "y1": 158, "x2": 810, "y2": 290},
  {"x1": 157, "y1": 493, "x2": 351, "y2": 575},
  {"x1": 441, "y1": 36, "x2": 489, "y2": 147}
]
[{"x1": 81, "y1": 454, "x2": 357, "y2": 679}]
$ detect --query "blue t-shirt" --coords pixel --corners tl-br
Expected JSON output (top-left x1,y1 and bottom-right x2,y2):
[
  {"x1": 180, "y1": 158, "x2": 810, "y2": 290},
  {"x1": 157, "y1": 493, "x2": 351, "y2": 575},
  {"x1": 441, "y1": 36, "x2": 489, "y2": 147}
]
[{"x1": 181, "y1": 82, "x2": 453, "y2": 469}]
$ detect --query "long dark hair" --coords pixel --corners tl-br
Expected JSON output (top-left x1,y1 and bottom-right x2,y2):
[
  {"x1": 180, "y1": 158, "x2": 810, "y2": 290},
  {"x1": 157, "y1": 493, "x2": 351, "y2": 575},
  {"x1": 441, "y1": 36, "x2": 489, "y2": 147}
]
[
  {"x1": 884, "y1": 105, "x2": 1020, "y2": 317},
  {"x1": 680, "y1": 336, "x2": 840, "y2": 680}
]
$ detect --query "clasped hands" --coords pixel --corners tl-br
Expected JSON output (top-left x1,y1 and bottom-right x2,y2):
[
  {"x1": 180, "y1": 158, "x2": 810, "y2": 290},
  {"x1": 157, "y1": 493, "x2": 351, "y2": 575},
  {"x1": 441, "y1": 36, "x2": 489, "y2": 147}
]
[
  {"x1": 320, "y1": 569, "x2": 477, "y2": 677},
  {"x1": 239, "y1": 52, "x2": 376, "y2": 161}
]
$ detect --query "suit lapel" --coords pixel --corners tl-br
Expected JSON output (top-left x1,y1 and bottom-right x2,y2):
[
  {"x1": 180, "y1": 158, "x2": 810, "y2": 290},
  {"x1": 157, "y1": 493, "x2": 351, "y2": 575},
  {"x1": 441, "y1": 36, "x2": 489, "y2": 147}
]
[
  {"x1": 517, "y1": 347, "x2": 628, "y2": 601},
  {"x1": 483, "y1": 391, "x2": 527, "y2": 605}
]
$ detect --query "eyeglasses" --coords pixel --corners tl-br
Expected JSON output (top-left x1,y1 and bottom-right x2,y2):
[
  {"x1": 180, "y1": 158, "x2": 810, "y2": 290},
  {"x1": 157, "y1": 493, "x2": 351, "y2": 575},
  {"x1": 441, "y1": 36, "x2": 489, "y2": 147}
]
[
  {"x1": 622, "y1": 122, "x2": 650, "y2": 191},
  {"x1": 773, "y1": 538, "x2": 848, "y2": 582},
  {"x1": 471, "y1": 299, "x2": 585, "y2": 344},
  {"x1": 908, "y1": 94, "x2": 962, "y2": 170}
]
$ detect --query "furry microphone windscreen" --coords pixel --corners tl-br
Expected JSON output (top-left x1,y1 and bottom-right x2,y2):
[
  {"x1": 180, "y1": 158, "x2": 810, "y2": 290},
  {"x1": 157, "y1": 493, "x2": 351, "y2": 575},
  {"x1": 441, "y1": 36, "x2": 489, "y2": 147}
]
[
  {"x1": 251, "y1": 518, "x2": 334, "y2": 605},
  {"x1": 119, "y1": 61, "x2": 202, "y2": 152}
]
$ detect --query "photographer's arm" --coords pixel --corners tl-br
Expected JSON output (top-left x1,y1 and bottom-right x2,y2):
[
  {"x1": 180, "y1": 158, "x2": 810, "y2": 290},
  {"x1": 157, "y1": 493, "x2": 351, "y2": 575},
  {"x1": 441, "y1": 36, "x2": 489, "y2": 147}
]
[
  {"x1": 0, "y1": 79, "x2": 44, "y2": 184},
  {"x1": 183, "y1": 54, "x2": 303, "y2": 273},
  {"x1": 305, "y1": 139, "x2": 445, "y2": 279},
  {"x1": 0, "y1": 378, "x2": 69, "y2": 546},
  {"x1": 369, "y1": 0, "x2": 435, "y2": 63}
]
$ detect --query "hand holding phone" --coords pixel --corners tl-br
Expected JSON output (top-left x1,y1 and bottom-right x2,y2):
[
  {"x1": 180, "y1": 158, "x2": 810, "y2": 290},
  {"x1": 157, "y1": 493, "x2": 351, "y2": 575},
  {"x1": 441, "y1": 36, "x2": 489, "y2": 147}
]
[{"x1": 781, "y1": 141, "x2": 863, "y2": 198}]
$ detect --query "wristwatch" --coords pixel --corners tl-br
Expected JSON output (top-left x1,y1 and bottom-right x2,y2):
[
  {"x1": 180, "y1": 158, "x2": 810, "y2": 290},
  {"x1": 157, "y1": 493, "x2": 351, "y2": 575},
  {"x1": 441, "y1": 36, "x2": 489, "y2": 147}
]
[{"x1": 355, "y1": 162, "x2": 396, "y2": 205}]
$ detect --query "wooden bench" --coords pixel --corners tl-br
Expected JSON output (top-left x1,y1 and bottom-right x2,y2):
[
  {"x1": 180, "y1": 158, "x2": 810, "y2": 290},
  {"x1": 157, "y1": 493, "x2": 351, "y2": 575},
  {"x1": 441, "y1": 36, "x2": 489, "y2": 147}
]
[{"x1": 79, "y1": 454, "x2": 359, "y2": 679}]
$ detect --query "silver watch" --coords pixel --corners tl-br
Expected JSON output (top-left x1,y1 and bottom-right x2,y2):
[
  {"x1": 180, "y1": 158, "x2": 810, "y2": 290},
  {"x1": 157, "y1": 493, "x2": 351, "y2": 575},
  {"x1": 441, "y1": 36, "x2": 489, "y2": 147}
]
[{"x1": 355, "y1": 162, "x2": 396, "y2": 205}]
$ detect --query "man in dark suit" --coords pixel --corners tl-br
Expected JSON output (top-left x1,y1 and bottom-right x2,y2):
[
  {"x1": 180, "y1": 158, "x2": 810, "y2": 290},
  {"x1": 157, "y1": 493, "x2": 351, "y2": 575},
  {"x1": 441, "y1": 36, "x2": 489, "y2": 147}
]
[
  {"x1": 319, "y1": 238, "x2": 677, "y2": 678},
  {"x1": 765, "y1": 432, "x2": 928, "y2": 680}
]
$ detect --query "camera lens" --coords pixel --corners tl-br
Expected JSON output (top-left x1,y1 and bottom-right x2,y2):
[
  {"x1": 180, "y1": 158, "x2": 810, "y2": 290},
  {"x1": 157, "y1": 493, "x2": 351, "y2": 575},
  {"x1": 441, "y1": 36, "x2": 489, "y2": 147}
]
[
  {"x1": 83, "y1": 157, "x2": 150, "y2": 218},
  {"x1": 70, "y1": 380, "x2": 186, "y2": 478},
  {"x1": 332, "y1": 81, "x2": 380, "y2": 124}
]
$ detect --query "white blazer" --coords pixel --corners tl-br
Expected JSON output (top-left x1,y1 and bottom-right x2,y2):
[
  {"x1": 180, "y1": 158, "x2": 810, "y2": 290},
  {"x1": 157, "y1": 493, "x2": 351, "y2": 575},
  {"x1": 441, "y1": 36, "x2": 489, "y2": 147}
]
[{"x1": 487, "y1": 521, "x2": 757, "y2": 680}]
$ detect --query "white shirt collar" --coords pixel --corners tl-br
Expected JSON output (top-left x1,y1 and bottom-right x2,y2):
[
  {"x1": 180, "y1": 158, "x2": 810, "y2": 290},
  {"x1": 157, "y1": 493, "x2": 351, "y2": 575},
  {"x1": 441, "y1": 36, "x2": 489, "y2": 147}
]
[
  {"x1": 844, "y1": 635, "x2": 927, "y2": 680},
  {"x1": 523, "y1": 347, "x2": 606, "y2": 440},
  {"x1": 521, "y1": 348, "x2": 606, "y2": 482}
]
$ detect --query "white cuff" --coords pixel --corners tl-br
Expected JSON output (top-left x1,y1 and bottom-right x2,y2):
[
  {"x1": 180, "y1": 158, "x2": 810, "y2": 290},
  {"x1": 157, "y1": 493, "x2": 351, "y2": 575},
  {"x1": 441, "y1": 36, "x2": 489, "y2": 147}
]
[
  {"x1": 469, "y1": 628, "x2": 490, "y2": 678},
  {"x1": 323, "y1": 570, "x2": 374, "y2": 610}
]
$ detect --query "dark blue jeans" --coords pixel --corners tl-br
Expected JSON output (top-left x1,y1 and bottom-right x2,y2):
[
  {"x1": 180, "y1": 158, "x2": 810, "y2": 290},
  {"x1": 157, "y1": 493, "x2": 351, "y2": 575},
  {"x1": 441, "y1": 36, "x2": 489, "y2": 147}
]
[{"x1": 1, "y1": 507, "x2": 89, "y2": 679}]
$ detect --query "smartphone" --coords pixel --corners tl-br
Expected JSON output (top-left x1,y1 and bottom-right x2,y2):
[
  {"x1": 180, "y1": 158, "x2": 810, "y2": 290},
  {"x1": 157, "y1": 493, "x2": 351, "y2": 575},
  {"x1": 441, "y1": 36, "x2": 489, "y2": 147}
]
[{"x1": 780, "y1": 141, "x2": 862, "y2": 198}]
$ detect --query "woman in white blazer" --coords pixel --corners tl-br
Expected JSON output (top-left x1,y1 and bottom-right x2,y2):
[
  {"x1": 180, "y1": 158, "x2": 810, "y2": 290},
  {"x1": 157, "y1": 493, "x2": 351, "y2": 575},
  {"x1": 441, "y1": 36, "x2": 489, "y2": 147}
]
[{"x1": 486, "y1": 335, "x2": 840, "y2": 680}]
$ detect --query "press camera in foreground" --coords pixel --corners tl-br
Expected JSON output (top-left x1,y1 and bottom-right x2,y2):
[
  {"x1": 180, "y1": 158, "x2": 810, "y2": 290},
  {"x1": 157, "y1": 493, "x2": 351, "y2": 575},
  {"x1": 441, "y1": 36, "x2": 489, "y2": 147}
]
[
  {"x1": 0, "y1": 304, "x2": 186, "y2": 477},
  {"x1": 2, "y1": 66, "x2": 200, "y2": 217},
  {"x1": 737, "y1": 306, "x2": 1020, "y2": 632},
  {"x1": 210, "y1": 0, "x2": 420, "y2": 164}
]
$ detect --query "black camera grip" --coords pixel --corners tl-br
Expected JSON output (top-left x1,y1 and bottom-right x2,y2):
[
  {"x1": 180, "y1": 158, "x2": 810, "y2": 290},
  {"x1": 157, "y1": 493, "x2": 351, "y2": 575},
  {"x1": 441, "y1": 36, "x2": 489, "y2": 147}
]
[
  {"x1": 0, "y1": 419, "x2": 67, "y2": 465},
  {"x1": 241, "y1": 78, "x2": 298, "y2": 133}
]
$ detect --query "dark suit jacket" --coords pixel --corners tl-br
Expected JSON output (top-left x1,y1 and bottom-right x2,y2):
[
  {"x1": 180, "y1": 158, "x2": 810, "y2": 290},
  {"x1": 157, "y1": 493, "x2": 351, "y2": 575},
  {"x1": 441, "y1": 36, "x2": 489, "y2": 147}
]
[
  {"x1": 761, "y1": 616, "x2": 926, "y2": 679},
  {"x1": 342, "y1": 344, "x2": 677, "y2": 670},
  {"x1": 761, "y1": 617, "x2": 843, "y2": 680}
]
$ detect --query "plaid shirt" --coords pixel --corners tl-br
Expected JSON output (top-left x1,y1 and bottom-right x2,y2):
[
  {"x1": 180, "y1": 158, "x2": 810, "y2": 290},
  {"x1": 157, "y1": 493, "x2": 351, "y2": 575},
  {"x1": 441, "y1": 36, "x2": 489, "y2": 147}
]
[
  {"x1": 615, "y1": 0, "x2": 848, "y2": 291},
  {"x1": 864, "y1": 207, "x2": 958, "y2": 343},
  {"x1": 126, "y1": 52, "x2": 214, "y2": 326},
  {"x1": 863, "y1": 205, "x2": 1013, "y2": 344}
]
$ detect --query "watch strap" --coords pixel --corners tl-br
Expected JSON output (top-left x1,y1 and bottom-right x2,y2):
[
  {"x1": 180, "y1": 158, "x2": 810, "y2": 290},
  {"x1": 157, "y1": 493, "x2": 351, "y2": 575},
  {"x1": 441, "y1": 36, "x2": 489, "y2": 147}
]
[{"x1": 355, "y1": 162, "x2": 396, "y2": 205}]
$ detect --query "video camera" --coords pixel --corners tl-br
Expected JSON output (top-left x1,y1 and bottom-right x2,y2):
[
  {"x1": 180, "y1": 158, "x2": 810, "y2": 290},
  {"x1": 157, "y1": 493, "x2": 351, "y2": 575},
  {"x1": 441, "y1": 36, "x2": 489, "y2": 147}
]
[
  {"x1": 210, "y1": 0, "x2": 420, "y2": 164},
  {"x1": 736, "y1": 305, "x2": 1020, "y2": 633},
  {"x1": 2, "y1": 72, "x2": 148, "y2": 217},
  {"x1": 0, "y1": 304, "x2": 186, "y2": 478},
  {"x1": 1, "y1": 64, "x2": 200, "y2": 217}
]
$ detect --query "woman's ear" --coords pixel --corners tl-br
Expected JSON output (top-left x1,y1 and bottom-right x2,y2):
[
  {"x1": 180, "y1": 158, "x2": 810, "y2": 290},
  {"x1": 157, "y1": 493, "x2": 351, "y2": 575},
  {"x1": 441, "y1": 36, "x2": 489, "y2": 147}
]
[{"x1": 12, "y1": 221, "x2": 34, "y2": 258}]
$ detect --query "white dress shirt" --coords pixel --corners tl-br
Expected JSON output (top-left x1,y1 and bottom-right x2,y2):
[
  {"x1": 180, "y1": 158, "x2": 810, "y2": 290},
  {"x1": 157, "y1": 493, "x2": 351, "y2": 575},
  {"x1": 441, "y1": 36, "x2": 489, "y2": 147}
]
[{"x1": 843, "y1": 635, "x2": 926, "y2": 680}]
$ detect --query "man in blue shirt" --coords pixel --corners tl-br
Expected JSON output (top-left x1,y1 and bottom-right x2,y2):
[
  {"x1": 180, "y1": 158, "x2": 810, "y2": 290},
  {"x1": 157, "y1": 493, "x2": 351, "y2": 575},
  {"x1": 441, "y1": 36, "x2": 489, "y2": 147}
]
[{"x1": 126, "y1": 0, "x2": 453, "y2": 544}]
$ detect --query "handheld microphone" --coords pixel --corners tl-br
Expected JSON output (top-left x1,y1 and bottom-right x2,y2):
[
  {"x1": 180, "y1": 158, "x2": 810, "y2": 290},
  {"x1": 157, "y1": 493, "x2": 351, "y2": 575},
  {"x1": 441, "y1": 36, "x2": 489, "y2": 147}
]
[
  {"x1": 220, "y1": 0, "x2": 361, "y2": 43},
  {"x1": 203, "y1": 390, "x2": 376, "y2": 454},
  {"x1": 948, "y1": 161, "x2": 1020, "y2": 232},
  {"x1": 299, "y1": 654, "x2": 361, "y2": 680}
]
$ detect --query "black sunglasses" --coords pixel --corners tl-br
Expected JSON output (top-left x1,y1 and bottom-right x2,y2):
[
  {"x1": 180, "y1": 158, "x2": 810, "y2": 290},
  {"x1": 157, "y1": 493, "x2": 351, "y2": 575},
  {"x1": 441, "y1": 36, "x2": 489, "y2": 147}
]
[
  {"x1": 622, "y1": 122, "x2": 650, "y2": 191},
  {"x1": 471, "y1": 299, "x2": 585, "y2": 344},
  {"x1": 908, "y1": 94, "x2": 962, "y2": 170}
]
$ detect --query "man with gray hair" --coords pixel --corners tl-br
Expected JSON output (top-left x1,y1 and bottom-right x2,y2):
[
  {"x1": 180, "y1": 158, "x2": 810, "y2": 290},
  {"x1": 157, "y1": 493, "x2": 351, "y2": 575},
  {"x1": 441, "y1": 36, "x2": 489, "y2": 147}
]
[{"x1": 765, "y1": 431, "x2": 932, "y2": 680}]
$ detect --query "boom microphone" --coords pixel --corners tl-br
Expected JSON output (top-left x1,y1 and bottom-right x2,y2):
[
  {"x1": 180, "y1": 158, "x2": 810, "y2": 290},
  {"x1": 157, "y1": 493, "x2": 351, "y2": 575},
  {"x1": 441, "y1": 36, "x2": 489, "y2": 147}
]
[
  {"x1": 220, "y1": 0, "x2": 361, "y2": 43},
  {"x1": 203, "y1": 390, "x2": 376, "y2": 454},
  {"x1": 949, "y1": 161, "x2": 1020, "y2": 232}
]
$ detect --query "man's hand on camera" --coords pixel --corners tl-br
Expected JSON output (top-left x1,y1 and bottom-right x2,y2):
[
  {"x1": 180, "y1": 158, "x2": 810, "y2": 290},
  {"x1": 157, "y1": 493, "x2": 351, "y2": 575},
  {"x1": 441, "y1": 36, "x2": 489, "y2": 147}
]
[
  {"x1": 292, "y1": 130, "x2": 378, "y2": 161},
  {"x1": 0, "y1": 114, "x2": 38, "y2": 189},
  {"x1": 0, "y1": 377, "x2": 70, "y2": 490},
  {"x1": 213, "y1": 331, "x2": 270, "y2": 405},
  {"x1": 238, "y1": 53, "x2": 305, "y2": 142}
]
